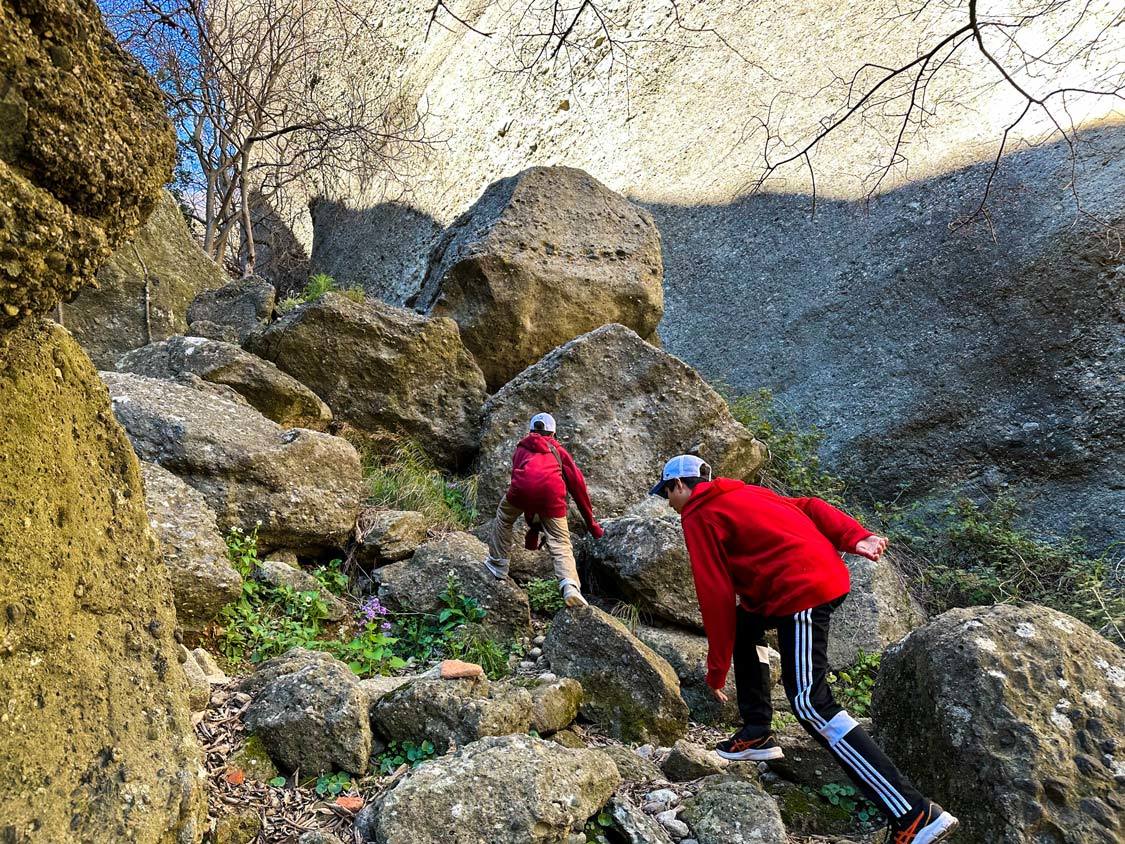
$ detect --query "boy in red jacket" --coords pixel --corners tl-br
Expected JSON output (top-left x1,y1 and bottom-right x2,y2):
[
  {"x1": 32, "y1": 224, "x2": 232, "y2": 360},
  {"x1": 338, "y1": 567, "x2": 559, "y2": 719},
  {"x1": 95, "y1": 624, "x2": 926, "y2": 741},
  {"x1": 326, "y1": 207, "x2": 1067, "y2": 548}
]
[
  {"x1": 485, "y1": 412, "x2": 604, "y2": 607},
  {"x1": 652, "y1": 454, "x2": 959, "y2": 844}
]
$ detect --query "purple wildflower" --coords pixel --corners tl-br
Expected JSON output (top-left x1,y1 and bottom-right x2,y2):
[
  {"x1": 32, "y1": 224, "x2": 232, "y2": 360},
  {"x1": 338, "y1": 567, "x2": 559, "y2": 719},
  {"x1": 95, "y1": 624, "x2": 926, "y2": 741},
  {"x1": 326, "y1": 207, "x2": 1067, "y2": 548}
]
[
  {"x1": 359, "y1": 596, "x2": 388, "y2": 623},
  {"x1": 381, "y1": 621, "x2": 393, "y2": 631}
]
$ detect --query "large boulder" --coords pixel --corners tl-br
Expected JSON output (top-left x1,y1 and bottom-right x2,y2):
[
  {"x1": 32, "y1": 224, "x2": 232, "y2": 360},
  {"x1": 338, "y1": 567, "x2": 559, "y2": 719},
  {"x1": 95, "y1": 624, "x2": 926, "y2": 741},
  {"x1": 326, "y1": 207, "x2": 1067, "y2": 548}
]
[
  {"x1": 680, "y1": 775, "x2": 788, "y2": 844},
  {"x1": 62, "y1": 190, "x2": 227, "y2": 367},
  {"x1": 187, "y1": 275, "x2": 276, "y2": 344},
  {"x1": 872, "y1": 603, "x2": 1125, "y2": 844},
  {"x1": 356, "y1": 734, "x2": 621, "y2": 844},
  {"x1": 0, "y1": 0, "x2": 174, "y2": 329},
  {"x1": 0, "y1": 321, "x2": 204, "y2": 842},
  {"x1": 477, "y1": 324, "x2": 765, "y2": 519},
  {"x1": 118, "y1": 335, "x2": 332, "y2": 429},
  {"x1": 635, "y1": 623, "x2": 743, "y2": 726},
  {"x1": 543, "y1": 605, "x2": 689, "y2": 743},
  {"x1": 372, "y1": 675, "x2": 533, "y2": 752},
  {"x1": 244, "y1": 655, "x2": 372, "y2": 776},
  {"x1": 248, "y1": 293, "x2": 486, "y2": 468},
  {"x1": 140, "y1": 461, "x2": 242, "y2": 638},
  {"x1": 101, "y1": 371, "x2": 363, "y2": 551},
  {"x1": 374, "y1": 532, "x2": 532, "y2": 640},
  {"x1": 412, "y1": 166, "x2": 664, "y2": 390},
  {"x1": 353, "y1": 508, "x2": 431, "y2": 567},
  {"x1": 828, "y1": 552, "x2": 925, "y2": 668},
  {"x1": 584, "y1": 496, "x2": 702, "y2": 629}
]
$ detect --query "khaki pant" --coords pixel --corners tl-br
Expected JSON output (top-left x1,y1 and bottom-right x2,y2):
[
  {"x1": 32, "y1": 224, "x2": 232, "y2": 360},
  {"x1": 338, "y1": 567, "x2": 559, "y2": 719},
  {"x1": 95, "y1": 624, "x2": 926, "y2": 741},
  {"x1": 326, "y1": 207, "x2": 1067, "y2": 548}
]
[{"x1": 489, "y1": 497, "x2": 580, "y2": 586}]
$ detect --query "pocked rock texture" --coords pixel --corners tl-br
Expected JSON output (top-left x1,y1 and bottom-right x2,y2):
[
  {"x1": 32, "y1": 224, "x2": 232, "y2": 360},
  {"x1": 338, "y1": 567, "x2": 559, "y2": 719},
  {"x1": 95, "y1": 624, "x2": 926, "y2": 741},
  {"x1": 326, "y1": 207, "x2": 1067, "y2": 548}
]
[
  {"x1": 873, "y1": 603, "x2": 1125, "y2": 844},
  {"x1": 0, "y1": 321, "x2": 205, "y2": 843},
  {"x1": 0, "y1": 0, "x2": 174, "y2": 329},
  {"x1": 61, "y1": 190, "x2": 227, "y2": 367},
  {"x1": 412, "y1": 166, "x2": 664, "y2": 390}
]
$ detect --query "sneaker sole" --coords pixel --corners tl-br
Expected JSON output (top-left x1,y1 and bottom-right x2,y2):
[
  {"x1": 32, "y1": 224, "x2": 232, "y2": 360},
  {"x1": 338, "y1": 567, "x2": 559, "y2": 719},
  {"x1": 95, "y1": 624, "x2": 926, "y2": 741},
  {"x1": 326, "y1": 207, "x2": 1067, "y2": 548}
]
[
  {"x1": 915, "y1": 813, "x2": 959, "y2": 844},
  {"x1": 564, "y1": 594, "x2": 589, "y2": 608},
  {"x1": 483, "y1": 561, "x2": 508, "y2": 580},
  {"x1": 716, "y1": 746, "x2": 784, "y2": 761}
]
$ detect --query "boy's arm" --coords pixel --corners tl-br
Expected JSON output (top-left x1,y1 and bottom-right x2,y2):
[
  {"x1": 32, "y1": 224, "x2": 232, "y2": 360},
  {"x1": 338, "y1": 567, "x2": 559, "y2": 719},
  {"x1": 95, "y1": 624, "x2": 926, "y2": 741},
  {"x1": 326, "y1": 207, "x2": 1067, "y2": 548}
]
[
  {"x1": 787, "y1": 495, "x2": 872, "y2": 552},
  {"x1": 558, "y1": 448, "x2": 603, "y2": 537},
  {"x1": 682, "y1": 513, "x2": 737, "y2": 690}
]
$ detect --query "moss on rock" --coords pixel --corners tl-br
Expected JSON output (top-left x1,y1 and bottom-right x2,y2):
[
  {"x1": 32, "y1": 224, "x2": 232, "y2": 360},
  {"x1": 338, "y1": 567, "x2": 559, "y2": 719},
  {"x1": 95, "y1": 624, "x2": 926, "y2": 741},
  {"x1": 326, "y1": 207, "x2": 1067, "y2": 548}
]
[{"x1": 0, "y1": 320, "x2": 205, "y2": 842}]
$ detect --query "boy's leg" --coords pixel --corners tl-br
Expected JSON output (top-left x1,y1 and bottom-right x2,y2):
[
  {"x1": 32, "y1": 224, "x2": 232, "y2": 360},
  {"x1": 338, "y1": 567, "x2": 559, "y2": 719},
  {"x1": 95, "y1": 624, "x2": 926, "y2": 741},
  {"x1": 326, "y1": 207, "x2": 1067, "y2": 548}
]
[
  {"x1": 776, "y1": 600, "x2": 924, "y2": 826},
  {"x1": 485, "y1": 497, "x2": 521, "y2": 578},
  {"x1": 731, "y1": 608, "x2": 773, "y2": 733},
  {"x1": 539, "y1": 516, "x2": 586, "y2": 607}
]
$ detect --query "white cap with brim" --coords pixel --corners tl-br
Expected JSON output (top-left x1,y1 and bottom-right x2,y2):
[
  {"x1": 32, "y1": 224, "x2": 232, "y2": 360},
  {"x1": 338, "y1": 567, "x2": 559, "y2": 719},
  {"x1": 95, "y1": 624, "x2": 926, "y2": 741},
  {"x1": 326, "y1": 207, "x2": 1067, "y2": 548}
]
[
  {"x1": 650, "y1": 454, "x2": 713, "y2": 497},
  {"x1": 529, "y1": 412, "x2": 557, "y2": 433}
]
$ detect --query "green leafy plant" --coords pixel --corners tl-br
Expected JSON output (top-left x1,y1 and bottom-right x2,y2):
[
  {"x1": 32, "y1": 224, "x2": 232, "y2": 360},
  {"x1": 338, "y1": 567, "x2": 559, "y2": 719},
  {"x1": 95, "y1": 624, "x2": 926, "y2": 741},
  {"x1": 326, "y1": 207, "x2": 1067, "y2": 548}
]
[
  {"x1": 448, "y1": 627, "x2": 512, "y2": 680},
  {"x1": 770, "y1": 711, "x2": 798, "y2": 732},
  {"x1": 583, "y1": 807, "x2": 617, "y2": 842},
  {"x1": 218, "y1": 526, "x2": 333, "y2": 664},
  {"x1": 526, "y1": 578, "x2": 566, "y2": 614},
  {"x1": 817, "y1": 783, "x2": 879, "y2": 827},
  {"x1": 727, "y1": 388, "x2": 846, "y2": 504},
  {"x1": 314, "y1": 771, "x2": 355, "y2": 797},
  {"x1": 828, "y1": 650, "x2": 880, "y2": 717},
  {"x1": 267, "y1": 775, "x2": 287, "y2": 788},
  {"x1": 277, "y1": 273, "x2": 366, "y2": 313},
  {"x1": 313, "y1": 557, "x2": 350, "y2": 596},
  {"x1": 374, "y1": 740, "x2": 436, "y2": 775},
  {"x1": 355, "y1": 437, "x2": 478, "y2": 530}
]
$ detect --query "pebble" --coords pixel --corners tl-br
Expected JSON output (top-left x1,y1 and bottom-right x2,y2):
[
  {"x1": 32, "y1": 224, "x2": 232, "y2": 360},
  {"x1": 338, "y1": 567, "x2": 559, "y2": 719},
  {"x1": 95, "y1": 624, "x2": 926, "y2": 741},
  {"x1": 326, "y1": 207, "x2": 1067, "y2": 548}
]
[
  {"x1": 644, "y1": 788, "x2": 679, "y2": 807},
  {"x1": 519, "y1": 660, "x2": 536, "y2": 670},
  {"x1": 537, "y1": 672, "x2": 557, "y2": 682},
  {"x1": 658, "y1": 814, "x2": 690, "y2": 838},
  {"x1": 681, "y1": 840, "x2": 699, "y2": 844},
  {"x1": 635, "y1": 744, "x2": 655, "y2": 759},
  {"x1": 528, "y1": 647, "x2": 542, "y2": 658},
  {"x1": 533, "y1": 635, "x2": 546, "y2": 646}
]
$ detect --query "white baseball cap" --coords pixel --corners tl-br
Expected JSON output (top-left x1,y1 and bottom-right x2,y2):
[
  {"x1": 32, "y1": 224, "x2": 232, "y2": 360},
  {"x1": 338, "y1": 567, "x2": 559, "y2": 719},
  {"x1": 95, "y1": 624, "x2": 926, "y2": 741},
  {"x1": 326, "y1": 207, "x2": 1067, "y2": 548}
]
[
  {"x1": 529, "y1": 412, "x2": 557, "y2": 433},
  {"x1": 650, "y1": 454, "x2": 712, "y2": 497}
]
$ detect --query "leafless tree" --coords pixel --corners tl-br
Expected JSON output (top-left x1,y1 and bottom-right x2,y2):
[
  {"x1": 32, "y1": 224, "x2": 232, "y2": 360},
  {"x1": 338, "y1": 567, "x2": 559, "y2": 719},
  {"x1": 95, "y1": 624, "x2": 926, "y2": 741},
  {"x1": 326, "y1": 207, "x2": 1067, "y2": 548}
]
[{"x1": 104, "y1": 0, "x2": 432, "y2": 275}]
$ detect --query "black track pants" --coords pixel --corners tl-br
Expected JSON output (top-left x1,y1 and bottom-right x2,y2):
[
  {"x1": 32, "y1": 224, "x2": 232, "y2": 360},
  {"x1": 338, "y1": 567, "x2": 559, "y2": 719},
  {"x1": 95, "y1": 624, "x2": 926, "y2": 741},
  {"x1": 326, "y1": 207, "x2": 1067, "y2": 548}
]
[{"x1": 732, "y1": 596, "x2": 924, "y2": 822}]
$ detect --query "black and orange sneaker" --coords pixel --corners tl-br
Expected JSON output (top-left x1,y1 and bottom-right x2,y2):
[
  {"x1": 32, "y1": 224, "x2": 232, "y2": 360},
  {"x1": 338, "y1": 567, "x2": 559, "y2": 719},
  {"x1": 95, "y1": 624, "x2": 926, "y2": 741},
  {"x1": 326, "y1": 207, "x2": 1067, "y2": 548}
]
[
  {"x1": 893, "y1": 800, "x2": 959, "y2": 844},
  {"x1": 715, "y1": 726, "x2": 784, "y2": 761}
]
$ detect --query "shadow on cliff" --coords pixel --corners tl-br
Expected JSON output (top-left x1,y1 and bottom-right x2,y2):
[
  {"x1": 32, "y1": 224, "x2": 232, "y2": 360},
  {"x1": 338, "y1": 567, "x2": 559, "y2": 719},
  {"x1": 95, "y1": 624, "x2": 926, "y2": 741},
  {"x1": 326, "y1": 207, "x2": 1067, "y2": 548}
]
[{"x1": 642, "y1": 123, "x2": 1124, "y2": 548}]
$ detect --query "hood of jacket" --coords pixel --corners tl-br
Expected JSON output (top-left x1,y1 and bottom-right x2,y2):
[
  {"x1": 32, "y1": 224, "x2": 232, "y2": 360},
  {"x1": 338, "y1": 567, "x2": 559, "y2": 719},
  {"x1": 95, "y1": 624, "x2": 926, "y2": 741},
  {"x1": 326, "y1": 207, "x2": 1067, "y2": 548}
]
[
  {"x1": 681, "y1": 477, "x2": 746, "y2": 517},
  {"x1": 517, "y1": 432, "x2": 557, "y2": 453}
]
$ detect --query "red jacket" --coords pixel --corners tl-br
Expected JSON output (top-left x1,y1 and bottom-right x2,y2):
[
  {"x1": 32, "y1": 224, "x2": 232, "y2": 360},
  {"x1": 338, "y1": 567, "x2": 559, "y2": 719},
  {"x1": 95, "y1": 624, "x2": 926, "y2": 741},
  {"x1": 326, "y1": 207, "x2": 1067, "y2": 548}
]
[
  {"x1": 506, "y1": 433, "x2": 603, "y2": 536},
  {"x1": 680, "y1": 478, "x2": 872, "y2": 689}
]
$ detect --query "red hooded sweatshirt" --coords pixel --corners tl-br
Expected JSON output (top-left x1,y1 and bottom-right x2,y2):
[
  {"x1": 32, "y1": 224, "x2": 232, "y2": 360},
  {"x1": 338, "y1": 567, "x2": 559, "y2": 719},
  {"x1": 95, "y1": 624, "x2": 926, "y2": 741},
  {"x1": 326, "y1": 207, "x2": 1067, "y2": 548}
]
[
  {"x1": 506, "y1": 433, "x2": 603, "y2": 537},
  {"x1": 679, "y1": 478, "x2": 872, "y2": 689}
]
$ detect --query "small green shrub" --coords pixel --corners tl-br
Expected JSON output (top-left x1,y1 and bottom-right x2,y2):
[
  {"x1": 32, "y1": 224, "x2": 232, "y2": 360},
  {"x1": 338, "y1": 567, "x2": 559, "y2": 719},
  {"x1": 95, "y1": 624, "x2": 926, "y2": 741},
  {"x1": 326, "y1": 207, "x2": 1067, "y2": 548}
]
[
  {"x1": 727, "y1": 388, "x2": 846, "y2": 504},
  {"x1": 218, "y1": 526, "x2": 333, "y2": 664},
  {"x1": 324, "y1": 595, "x2": 407, "y2": 676},
  {"x1": 313, "y1": 771, "x2": 355, "y2": 796},
  {"x1": 277, "y1": 273, "x2": 366, "y2": 313},
  {"x1": 828, "y1": 650, "x2": 880, "y2": 717},
  {"x1": 313, "y1": 557, "x2": 349, "y2": 596},
  {"x1": 358, "y1": 438, "x2": 477, "y2": 530},
  {"x1": 880, "y1": 495, "x2": 1124, "y2": 641},
  {"x1": 526, "y1": 578, "x2": 566, "y2": 614},
  {"x1": 583, "y1": 808, "x2": 617, "y2": 842},
  {"x1": 448, "y1": 626, "x2": 512, "y2": 680},
  {"x1": 374, "y1": 740, "x2": 436, "y2": 775},
  {"x1": 817, "y1": 783, "x2": 879, "y2": 827},
  {"x1": 771, "y1": 711, "x2": 798, "y2": 732}
]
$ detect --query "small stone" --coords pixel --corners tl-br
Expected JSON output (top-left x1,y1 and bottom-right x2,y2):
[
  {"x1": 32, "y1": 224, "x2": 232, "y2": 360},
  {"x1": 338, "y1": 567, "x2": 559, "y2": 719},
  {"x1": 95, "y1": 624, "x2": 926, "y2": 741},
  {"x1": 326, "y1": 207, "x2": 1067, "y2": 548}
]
[
  {"x1": 533, "y1": 635, "x2": 546, "y2": 646},
  {"x1": 519, "y1": 660, "x2": 537, "y2": 670},
  {"x1": 528, "y1": 647, "x2": 542, "y2": 658},
  {"x1": 657, "y1": 813, "x2": 690, "y2": 838},
  {"x1": 335, "y1": 795, "x2": 363, "y2": 812},
  {"x1": 439, "y1": 659, "x2": 484, "y2": 680},
  {"x1": 645, "y1": 788, "x2": 680, "y2": 808}
]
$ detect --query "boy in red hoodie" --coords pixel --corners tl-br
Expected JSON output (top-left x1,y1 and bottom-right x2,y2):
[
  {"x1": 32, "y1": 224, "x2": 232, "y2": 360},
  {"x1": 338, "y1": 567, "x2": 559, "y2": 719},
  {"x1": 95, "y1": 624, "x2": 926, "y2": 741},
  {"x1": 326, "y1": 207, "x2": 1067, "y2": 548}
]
[
  {"x1": 652, "y1": 454, "x2": 959, "y2": 844},
  {"x1": 485, "y1": 412, "x2": 604, "y2": 607}
]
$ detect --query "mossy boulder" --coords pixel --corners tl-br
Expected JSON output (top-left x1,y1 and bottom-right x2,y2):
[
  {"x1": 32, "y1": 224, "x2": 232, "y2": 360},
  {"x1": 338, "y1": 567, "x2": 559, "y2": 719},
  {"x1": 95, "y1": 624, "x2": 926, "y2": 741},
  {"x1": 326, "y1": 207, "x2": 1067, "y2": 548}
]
[
  {"x1": 247, "y1": 293, "x2": 486, "y2": 469},
  {"x1": 542, "y1": 605, "x2": 689, "y2": 744},
  {"x1": 0, "y1": 320, "x2": 205, "y2": 842},
  {"x1": 62, "y1": 191, "x2": 228, "y2": 367},
  {"x1": 0, "y1": 0, "x2": 175, "y2": 328}
]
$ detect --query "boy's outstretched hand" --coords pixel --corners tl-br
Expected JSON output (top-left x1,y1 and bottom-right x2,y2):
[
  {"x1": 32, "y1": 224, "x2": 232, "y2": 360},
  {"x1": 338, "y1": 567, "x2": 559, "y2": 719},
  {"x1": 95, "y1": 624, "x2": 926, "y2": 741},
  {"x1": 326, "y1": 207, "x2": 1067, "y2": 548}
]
[
  {"x1": 711, "y1": 687, "x2": 729, "y2": 703},
  {"x1": 854, "y1": 535, "x2": 888, "y2": 561}
]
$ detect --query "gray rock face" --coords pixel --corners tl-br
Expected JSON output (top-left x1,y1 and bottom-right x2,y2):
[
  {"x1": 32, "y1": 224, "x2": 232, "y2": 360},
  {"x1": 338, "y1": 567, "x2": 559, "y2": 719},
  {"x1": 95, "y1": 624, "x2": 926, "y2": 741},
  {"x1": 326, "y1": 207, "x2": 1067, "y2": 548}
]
[
  {"x1": 681, "y1": 775, "x2": 787, "y2": 844},
  {"x1": 872, "y1": 603, "x2": 1125, "y2": 844},
  {"x1": 828, "y1": 553, "x2": 925, "y2": 668},
  {"x1": 357, "y1": 734, "x2": 621, "y2": 844},
  {"x1": 102, "y1": 371, "x2": 363, "y2": 551},
  {"x1": 140, "y1": 461, "x2": 242, "y2": 638},
  {"x1": 118, "y1": 335, "x2": 332, "y2": 429},
  {"x1": 599, "y1": 745, "x2": 663, "y2": 783},
  {"x1": 63, "y1": 190, "x2": 226, "y2": 367},
  {"x1": 374, "y1": 532, "x2": 532, "y2": 640},
  {"x1": 662, "y1": 740, "x2": 727, "y2": 782},
  {"x1": 478, "y1": 324, "x2": 765, "y2": 520},
  {"x1": 179, "y1": 644, "x2": 211, "y2": 711},
  {"x1": 543, "y1": 605, "x2": 689, "y2": 744},
  {"x1": 236, "y1": 647, "x2": 337, "y2": 697},
  {"x1": 584, "y1": 497, "x2": 702, "y2": 629},
  {"x1": 251, "y1": 559, "x2": 347, "y2": 621},
  {"x1": 413, "y1": 167, "x2": 664, "y2": 390},
  {"x1": 610, "y1": 796, "x2": 674, "y2": 844},
  {"x1": 245, "y1": 656, "x2": 372, "y2": 776},
  {"x1": 635, "y1": 624, "x2": 742, "y2": 726},
  {"x1": 247, "y1": 293, "x2": 486, "y2": 469},
  {"x1": 187, "y1": 276, "x2": 276, "y2": 344},
  {"x1": 372, "y1": 675, "x2": 532, "y2": 752},
  {"x1": 354, "y1": 509, "x2": 431, "y2": 566}
]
